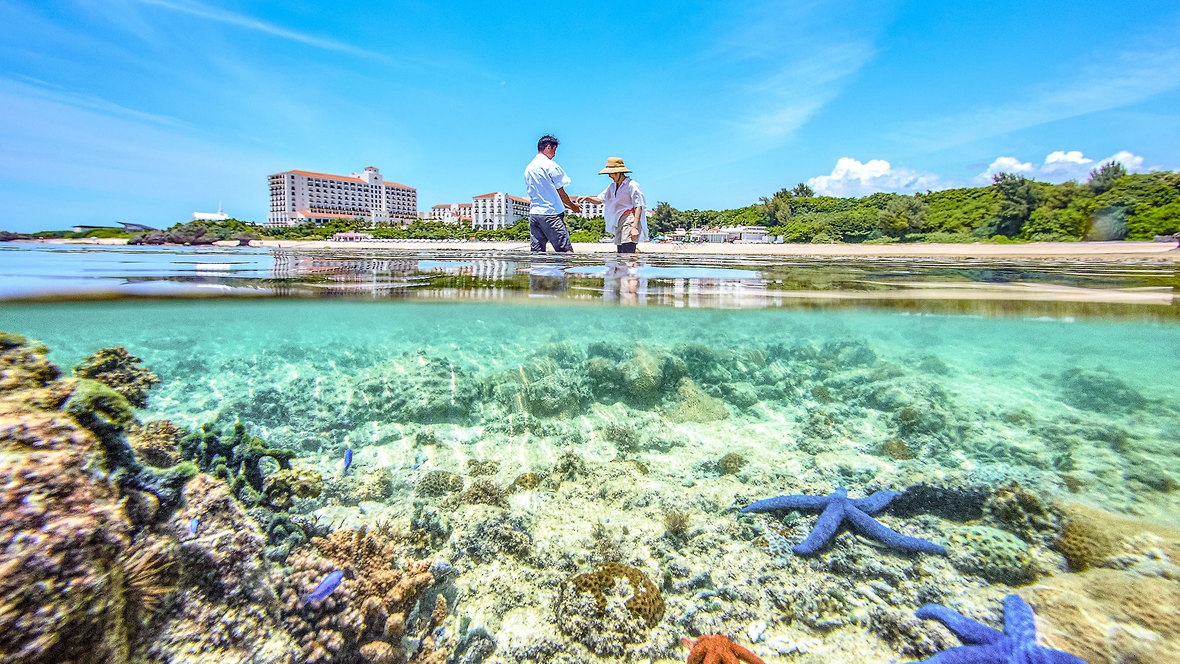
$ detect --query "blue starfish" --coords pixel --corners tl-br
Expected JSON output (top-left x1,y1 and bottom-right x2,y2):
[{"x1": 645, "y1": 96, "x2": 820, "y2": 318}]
[
  {"x1": 741, "y1": 486, "x2": 946, "y2": 555},
  {"x1": 914, "y1": 594, "x2": 1086, "y2": 663}
]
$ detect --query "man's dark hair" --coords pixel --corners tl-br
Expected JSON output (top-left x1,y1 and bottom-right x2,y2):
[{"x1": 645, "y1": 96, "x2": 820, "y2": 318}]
[{"x1": 537, "y1": 135, "x2": 559, "y2": 152}]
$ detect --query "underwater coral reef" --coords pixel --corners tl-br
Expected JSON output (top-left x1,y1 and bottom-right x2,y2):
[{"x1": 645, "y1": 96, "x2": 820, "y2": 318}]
[{"x1": 3, "y1": 307, "x2": 1180, "y2": 664}]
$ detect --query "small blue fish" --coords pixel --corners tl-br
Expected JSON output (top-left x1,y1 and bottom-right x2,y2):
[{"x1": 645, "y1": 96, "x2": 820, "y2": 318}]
[
  {"x1": 188, "y1": 517, "x2": 199, "y2": 536},
  {"x1": 411, "y1": 463, "x2": 421, "y2": 470},
  {"x1": 302, "y1": 570, "x2": 345, "y2": 604},
  {"x1": 341, "y1": 448, "x2": 353, "y2": 475}
]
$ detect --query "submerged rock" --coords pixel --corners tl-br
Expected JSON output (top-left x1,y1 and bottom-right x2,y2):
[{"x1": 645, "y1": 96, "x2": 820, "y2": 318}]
[
  {"x1": 662, "y1": 378, "x2": 729, "y2": 423},
  {"x1": 1058, "y1": 368, "x2": 1146, "y2": 413}
]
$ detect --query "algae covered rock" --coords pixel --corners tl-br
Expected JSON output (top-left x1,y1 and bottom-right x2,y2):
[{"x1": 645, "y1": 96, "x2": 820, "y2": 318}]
[
  {"x1": 73, "y1": 346, "x2": 159, "y2": 407},
  {"x1": 0, "y1": 408, "x2": 135, "y2": 664},
  {"x1": 0, "y1": 331, "x2": 58, "y2": 393}
]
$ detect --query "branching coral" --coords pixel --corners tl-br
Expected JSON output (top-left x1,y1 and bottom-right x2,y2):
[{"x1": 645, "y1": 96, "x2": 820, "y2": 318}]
[{"x1": 276, "y1": 524, "x2": 446, "y2": 664}]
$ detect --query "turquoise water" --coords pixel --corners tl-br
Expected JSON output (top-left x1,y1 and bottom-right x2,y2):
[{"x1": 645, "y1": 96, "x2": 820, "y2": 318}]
[{"x1": 2, "y1": 244, "x2": 1180, "y2": 663}]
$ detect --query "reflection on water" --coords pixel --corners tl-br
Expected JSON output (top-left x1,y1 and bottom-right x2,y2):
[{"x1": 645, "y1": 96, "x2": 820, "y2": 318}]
[{"x1": 1, "y1": 242, "x2": 1176, "y2": 318}]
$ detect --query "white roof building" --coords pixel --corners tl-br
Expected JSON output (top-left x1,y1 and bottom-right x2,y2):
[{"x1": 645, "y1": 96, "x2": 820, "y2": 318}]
[
  {"x1": 472, "y1": 192, "x2": 530, "y2": 230},
  {"x1": 266, "y1": 166, "x2": 417, "y2": 227},
  {"x1": 569, "y1": 196, "x2": 605, "y2": 218}
]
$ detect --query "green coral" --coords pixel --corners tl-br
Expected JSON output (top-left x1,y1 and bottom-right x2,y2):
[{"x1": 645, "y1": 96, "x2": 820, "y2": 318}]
[
  {"x1": 179, "y1": 422, "x2": 296, "y2": 508},
  {"x1": 946, "y1": 525, "x2": 1035, "y2": 586},
  {"x1": 261, "y1": 468, "x2": 323, "y2": 510}
]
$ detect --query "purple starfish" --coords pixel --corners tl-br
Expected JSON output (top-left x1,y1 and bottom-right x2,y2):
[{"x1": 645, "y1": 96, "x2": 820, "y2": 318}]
[
  {"x1": 914, "y1": 594, "x2": 1086, "y2": 663},
  {"x1": 741, "y1": 486, "x2": 946, "y2": 555}
]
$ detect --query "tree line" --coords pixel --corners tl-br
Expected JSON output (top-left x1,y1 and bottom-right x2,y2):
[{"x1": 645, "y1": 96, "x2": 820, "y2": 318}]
[{"x1": 647, "y1": 162, "x2": 1180, "y2": 243}]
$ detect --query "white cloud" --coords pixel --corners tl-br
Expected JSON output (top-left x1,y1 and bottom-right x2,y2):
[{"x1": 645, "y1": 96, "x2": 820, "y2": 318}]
[
  {"x1": 808, "y1": 157, "x2": 944, "y2": 197},
  {"x1": 976, "y1": 150, "x2": 1147, "y2": 183}
]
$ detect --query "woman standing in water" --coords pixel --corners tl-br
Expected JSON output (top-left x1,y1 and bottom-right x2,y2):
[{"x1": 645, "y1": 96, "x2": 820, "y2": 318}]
[{"x1": 590, "y1": 157, "x2": 648, "y2": 253}]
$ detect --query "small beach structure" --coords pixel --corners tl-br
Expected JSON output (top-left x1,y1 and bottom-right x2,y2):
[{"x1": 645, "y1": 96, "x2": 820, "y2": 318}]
[
  {"x1": 193, "y1": 204, "x2": 230, "y2": 222},
  {"x1": 330, "y1": 232, "x2": 374, "y2": 242}
]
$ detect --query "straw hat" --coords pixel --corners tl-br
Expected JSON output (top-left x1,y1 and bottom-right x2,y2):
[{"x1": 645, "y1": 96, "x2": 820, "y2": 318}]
[{"x1": 598, "y1": 157, "x2": 632, "y2": 175}]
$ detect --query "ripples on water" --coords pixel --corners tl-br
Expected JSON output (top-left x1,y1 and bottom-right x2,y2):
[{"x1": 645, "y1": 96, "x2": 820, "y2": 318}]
[{"x1": 1, "y1": 242, "x2": 1179, "y2": 663}]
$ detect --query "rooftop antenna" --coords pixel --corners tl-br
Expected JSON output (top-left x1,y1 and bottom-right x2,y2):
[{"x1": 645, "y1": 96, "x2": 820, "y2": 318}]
[{"x1": 218, "y1": 200, "x2": 223, "y2": 215}]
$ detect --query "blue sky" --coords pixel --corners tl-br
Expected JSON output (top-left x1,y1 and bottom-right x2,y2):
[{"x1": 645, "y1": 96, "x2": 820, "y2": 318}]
[{"x1": 1, "y1": 0, "x2": 1178, "y2": 231}]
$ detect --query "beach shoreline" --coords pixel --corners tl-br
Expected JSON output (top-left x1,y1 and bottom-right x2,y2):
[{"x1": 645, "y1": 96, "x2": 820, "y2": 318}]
[{"x1": 18, "y1": 236, "x2": 1180, "y2": 261}]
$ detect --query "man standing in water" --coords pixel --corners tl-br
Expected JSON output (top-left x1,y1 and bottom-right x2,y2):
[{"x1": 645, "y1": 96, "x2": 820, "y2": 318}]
[{"x1": 524, "y1": 135, "x2": 581, "y2": 252}]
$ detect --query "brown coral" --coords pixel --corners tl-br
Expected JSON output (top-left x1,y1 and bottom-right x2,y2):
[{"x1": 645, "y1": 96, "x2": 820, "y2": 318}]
[
  {"x1": 330, "y1": 467, "x2": 395, "y2": 506},
  {"x1": 446, "y1": 478, "x2": 507, "y2": 509},
  {"x1": 881, "y1": 438, "x2": 915, "y2": 460},
  {"x1": 717, "y1": 452, "x2": 748, "y2": 475},
  {"x1": 126, "y1": 419, "x2": 182, "y2": 467},
  {"x1": 984, "y1": 481, "x2": 1059, "y2": 544},
  {"x1": 564, "y1": 562, "x2": 665, "y2": 628},
  {"x1": 506, "y1": 472, "x2": 542, "y2": 493},
  {"x1": 262, "y1": 467, "x2": 323, "y2": 510},
  {"x1": 72, "y1": 346, "x2": 159, "y2": 407},
  {"x1": 415, "y1": 471, "x2": 463, "y2": 496},
  {"x1": 1056, "y1": 503, "x2": 1180, "y2": 572},
  {"x1": 465, "y1": 459, "x2": 500, "y2": 477},
  {"x1": 278, "y1": 525, "x2": 445, "y2": 664},
  {"x1": 1021, "y1": 570, "x2": 1180, "y2": 664}
]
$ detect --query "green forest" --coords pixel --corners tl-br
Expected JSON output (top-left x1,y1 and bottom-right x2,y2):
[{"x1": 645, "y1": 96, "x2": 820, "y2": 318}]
[
  {"x1": 648, "y1": 162, "x2": 1180, "y2": 243},
  {"x1": 6, "y1": 162, "x2": 1177, "y2": 245}
]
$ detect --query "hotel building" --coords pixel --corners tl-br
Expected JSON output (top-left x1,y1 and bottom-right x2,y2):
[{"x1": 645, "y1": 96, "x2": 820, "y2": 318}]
[
  {"x1": 267, "y1": 166, "x2": 417, "y2": 227},
  {"x1": 471, "y1": 192, "x2": 530, "y2": 230},
  {"x1": 569, "y1": 196, "x2": 605, "y2": 218},
  {"x1": 432, "y1": 203, "x2": 473, "y2": 225},
  {"x1": 431, "y1": 193, "x2": 529, "y2": 230}
]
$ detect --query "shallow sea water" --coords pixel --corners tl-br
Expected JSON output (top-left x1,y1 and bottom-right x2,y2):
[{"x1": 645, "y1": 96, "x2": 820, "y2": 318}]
[{"x1": 2, "y1": 243, "x2": 1179, "y2": 663}]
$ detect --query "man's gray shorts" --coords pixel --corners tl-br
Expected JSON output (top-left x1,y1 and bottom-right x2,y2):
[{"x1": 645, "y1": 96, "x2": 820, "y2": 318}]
[{"x1": 529, "y1": 213, "x2": 572, "y2": 252}]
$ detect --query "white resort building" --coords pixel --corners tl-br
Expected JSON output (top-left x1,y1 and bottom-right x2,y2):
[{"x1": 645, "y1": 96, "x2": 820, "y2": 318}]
[
  {"x1": 266, "y1": 166, "x2": 417, "y2": 227},
  {"x1": 431, "y1": 194, "x2": 528, "y2": 230},
  {"x1": 472, "y1": 192, "x2": 530, "y2": 230},
  {"x1": 569, "y1": 196, "x2": 605, "y2": 218},
  {"x1": 432, "y1": 203, "x2": 473, "y2": 225}
]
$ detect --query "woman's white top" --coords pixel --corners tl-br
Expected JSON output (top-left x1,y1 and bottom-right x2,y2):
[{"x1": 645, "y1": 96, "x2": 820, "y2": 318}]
[{"x1": 598, "y1": 177, "x2": 649, "y2": 243}]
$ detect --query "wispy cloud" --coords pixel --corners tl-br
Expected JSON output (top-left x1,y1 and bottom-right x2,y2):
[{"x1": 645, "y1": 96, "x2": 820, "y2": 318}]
[
  {"x1": 8, "y1": 74, "x2": 193, "y2": 130},
  {"x1": 701, "y1": 1, "x2": 886, "y2": 142},
  {"x1": 894, "y1": 45, "x2": 1180, "y2": 152},
  {"x1": 136, "y1": 0, "x2": 383, "y2": 58}
]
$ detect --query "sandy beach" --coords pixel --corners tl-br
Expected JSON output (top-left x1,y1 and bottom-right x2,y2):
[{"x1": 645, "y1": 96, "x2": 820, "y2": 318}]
[{"x1": 24, "y1": 236, "x2": 1180, "y2": 260}]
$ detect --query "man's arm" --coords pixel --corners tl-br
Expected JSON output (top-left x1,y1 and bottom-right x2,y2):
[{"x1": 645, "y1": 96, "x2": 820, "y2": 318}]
[{"x1": 558, "y1": 188, "x2": 582, "y2": 213}]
